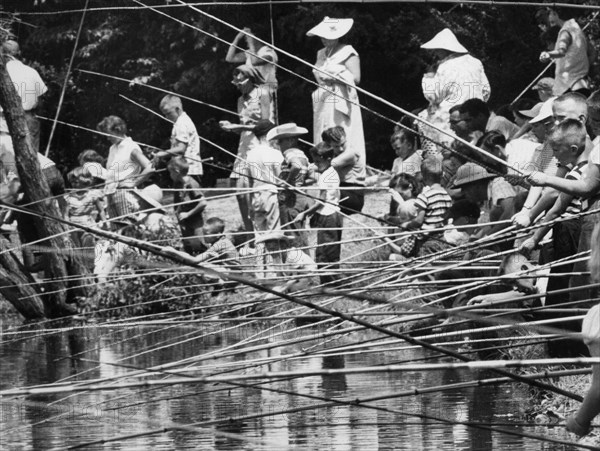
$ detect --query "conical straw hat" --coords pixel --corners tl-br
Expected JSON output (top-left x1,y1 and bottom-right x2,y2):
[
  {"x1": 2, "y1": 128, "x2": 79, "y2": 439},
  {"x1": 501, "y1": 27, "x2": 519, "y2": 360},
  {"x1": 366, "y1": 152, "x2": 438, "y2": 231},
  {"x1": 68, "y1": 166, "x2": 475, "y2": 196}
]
[{"x1": 421, "y1": 28, "x2": 468, "y2": 54}]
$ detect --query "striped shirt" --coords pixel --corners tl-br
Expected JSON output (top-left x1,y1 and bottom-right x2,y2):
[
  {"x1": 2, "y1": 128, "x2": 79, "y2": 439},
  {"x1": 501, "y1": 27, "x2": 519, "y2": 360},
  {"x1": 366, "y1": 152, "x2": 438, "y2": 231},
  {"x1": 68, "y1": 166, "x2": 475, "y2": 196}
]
[
  {"x1": 564, "y1": 161, "x2": 587, "y2": 216},
  {"x1": 414, "y1": 186, "x2": 453, "y2": 231}
]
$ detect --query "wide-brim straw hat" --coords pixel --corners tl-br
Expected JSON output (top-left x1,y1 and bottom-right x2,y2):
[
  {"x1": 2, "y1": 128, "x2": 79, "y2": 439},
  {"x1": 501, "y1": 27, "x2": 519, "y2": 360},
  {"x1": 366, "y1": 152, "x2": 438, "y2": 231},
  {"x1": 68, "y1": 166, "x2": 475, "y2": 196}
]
[
  {"x1": 306, "y1": 17, "x2": 354, "y2": 40},
  {"x1": 420, "y1": 28, "x2": 468, "y2": 54},
  {"x1": 266, "y1": 123, "x2": 309, "y2": 142},
  {"x1": 131, "y1": 184, "x2": 165, "y2": 213},
  {"x1": 529, "y1": 97, "x2": 556, "y2": 124},
  {"x1": 255, "y1": 232, "x2": 292, "y2": 244},
  {"x1": 518, "y1": 102, "x2": 543, "y2": 119},
  {"x1": 452, "y1": 163, "x2": 495, "y2": 188}
]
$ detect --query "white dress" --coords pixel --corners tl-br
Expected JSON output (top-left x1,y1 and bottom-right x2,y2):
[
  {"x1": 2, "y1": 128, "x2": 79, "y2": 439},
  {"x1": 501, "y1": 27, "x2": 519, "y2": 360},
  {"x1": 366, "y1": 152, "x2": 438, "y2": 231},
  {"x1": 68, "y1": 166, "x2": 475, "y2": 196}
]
[
  {"x1": 312, "y1": 45, "x2": 366, "y2": 184},
  {"x1": 420, "y1": 53, "x2": 491, "y2": 150}
]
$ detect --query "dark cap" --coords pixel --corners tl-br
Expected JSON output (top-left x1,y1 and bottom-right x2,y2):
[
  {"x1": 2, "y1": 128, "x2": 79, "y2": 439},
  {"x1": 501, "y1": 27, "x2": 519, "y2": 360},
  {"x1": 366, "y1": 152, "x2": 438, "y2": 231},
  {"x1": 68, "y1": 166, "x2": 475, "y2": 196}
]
[{"x1": 253, "y1": 119, "x2": 276, "y2": 138}]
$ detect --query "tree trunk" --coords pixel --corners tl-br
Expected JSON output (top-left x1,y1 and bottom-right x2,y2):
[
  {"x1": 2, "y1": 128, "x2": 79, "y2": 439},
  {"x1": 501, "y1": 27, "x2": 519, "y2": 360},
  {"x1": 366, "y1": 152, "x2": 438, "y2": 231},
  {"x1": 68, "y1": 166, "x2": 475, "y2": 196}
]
[
  {"x1": 0, "y1": 55, "x2": 88, "y2": 320},
  {"x1": 0, "y1": 235, "x2": 46, "y2": 319}
]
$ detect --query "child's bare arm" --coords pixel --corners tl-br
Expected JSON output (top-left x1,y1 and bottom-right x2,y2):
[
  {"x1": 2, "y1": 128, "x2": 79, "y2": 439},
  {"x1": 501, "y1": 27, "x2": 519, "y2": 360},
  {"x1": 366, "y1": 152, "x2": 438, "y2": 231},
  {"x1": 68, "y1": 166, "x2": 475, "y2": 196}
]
[{"x1": 402, "y1": 210, "x2": 425, "y2": 230}]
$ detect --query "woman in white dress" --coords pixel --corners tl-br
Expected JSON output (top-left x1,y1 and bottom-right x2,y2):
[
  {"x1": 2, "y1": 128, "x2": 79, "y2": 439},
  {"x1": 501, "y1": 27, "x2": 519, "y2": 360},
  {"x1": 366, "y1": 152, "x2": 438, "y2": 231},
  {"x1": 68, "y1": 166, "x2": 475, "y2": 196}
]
[
  {"x1": 419, "y1": 28, "x2": 491, "y2": 153},
  {"x1": 307, "y1": 17, "x2": 366, "y2": 213}
]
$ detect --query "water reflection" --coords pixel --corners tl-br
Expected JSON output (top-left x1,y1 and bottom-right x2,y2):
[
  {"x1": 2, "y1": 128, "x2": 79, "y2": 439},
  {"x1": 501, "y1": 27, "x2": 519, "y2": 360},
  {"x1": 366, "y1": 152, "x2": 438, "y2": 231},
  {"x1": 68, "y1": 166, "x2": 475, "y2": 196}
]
[{"x1": 0, "y1": 322, "x2": 581, "y2": 450}]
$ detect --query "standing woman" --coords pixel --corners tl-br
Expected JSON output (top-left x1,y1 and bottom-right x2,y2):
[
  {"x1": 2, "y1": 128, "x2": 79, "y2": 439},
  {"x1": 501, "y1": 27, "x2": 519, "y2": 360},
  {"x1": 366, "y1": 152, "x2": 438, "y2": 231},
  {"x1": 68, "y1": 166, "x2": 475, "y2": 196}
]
[
  {"x1": 307, "y1": 17, "x2": 366, "y2": 213},
  {"x1": 220, "y1": 65, "x2": 274, "y2": 232},
  {"x1": 97, "y1": 116, "x2": 153, "y2": 224},
  {"x1": 419, "y1": 29, "x2": 491, "y2": 153}
]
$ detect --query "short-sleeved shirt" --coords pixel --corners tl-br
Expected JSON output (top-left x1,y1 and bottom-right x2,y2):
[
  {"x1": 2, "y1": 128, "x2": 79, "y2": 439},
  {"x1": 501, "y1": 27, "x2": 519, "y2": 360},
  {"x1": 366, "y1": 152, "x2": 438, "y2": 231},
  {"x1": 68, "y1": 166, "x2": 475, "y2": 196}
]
[
  {"x1": 172, "y1": 112, "x2": 202, "y2": 176},
  {"x1": 315, "y1": 166, "x2": 340, "y2": 216},
  {"x1": 66, "y1": 189, "x2": 104, "y2": 227},
  {"x1": 245, "y1": 45, "x2": 278, "y2": 87},
  {"x1": 204, "y1": 236, "x2": 240, "y2": 267},
  {"x1": 391, "y1": 150, "x2": 423, "y2": 176},
  {"x1": 486, "y1": 113, "x2": 519, "y2": 140},
  {"x1": 245, "y1": 144, "x2": 283, "y2": 193},
  {"x1": 280, "y1": 148, "x2": 309, "y2": 186},
  {"x1": 414, "y1": 186, "x2": 453, "y2": 230},
  {"x1": 563, "y1": 160, "x2": 587, "y2": 216},
  {"x1": 174, "y1": 175, "x2": 204, "y2": 228},
  {"x1": 487, "y1": 177, "x2": 516, "y2": 207}
]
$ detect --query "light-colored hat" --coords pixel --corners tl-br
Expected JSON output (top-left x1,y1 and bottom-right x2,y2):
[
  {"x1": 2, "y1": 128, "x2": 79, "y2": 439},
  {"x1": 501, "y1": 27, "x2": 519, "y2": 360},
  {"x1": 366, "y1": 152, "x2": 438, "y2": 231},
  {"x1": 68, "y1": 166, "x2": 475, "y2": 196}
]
[
  {"x1": 307, "y1": 17, "x2": 354, "y2": 40},
  {"x1": 518, "y1": 102, "x2": 543, "y2": 119},
  {"x1": 255, "y1": 232, "x2": 292, "y2": 244},
  {"x1": 420, "y1": 28, "x2": 468, "y2": 54},
  {"x1": 451, "y1": 163, "x2": 495, "y2": 188},
  {"x1": 532, "y1": 77, "x2": 554, "y2": 91},
  {"x1": 529, "y1": 97, "x2": 556, "y2": 124},
  {"x1": 266, "y1": 123, "x2": 309, "y2": 142},
  {"x1": 132, "y1": 184, "x2": 165, "y2": 213}
]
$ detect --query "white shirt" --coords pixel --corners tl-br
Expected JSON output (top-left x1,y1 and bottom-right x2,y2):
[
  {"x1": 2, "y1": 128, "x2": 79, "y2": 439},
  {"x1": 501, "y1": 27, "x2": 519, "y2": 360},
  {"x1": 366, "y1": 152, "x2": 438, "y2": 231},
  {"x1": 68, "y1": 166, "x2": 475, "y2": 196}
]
[
  {"x1": 391, "y1": 150, "x2": 423, "y2": 176},
  {"x1": 315, "y1": 166, "x2": 340, "y2": 216},
  {"x1": 245, "y1": 143, "x2": 283, "y2": 193},
  {"x1": 5, "y1": 58, "x2": 47, "y2": 111},
  {"x1": 172, "y1": 112, "x2": 202, "y2": 176}
]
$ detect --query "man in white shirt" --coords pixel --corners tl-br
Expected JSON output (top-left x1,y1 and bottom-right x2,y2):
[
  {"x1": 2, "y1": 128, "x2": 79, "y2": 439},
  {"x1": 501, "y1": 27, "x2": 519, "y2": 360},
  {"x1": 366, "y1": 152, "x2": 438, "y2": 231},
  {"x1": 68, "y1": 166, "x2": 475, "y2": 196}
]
[{"x1": 0, "y1": 40, "x2": 48, "y2": 174}]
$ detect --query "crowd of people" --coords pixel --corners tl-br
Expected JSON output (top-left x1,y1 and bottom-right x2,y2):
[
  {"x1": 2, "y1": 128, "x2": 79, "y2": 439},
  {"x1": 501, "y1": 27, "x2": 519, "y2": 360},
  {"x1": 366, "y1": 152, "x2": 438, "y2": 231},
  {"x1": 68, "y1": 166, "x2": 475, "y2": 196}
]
[{"x1": 0, "y1": 8, "x2": 599, "y2": 435}]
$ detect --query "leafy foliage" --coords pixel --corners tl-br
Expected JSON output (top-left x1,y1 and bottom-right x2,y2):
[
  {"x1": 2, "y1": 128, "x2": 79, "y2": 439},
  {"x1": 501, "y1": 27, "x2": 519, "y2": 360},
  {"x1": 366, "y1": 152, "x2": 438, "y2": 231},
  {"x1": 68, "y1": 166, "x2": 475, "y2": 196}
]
[{"x1": 2, "y1": 0, "x2": 599, "y2": 178}]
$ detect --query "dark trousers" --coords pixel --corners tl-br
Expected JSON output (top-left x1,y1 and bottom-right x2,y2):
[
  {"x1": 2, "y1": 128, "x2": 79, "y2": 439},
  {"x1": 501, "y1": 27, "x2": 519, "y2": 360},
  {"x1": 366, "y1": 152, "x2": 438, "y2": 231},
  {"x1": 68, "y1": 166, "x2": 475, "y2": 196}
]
[
  {"x1": 279, "y1": 190, "x2": 310, "y2": 251},
  {"x1": 339, "y1": 182, "x2": 364, "y2": 216},
  {"x1": 311, "y1": 211, "x2": 342, "y2": 285}
]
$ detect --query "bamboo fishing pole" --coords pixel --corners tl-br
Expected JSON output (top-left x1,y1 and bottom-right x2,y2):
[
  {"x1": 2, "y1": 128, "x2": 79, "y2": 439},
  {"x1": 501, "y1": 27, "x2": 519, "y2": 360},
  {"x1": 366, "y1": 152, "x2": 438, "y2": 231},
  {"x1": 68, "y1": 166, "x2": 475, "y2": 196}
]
[{"x1": 160, "y1": 0, "x2": 526, "y2": 177}]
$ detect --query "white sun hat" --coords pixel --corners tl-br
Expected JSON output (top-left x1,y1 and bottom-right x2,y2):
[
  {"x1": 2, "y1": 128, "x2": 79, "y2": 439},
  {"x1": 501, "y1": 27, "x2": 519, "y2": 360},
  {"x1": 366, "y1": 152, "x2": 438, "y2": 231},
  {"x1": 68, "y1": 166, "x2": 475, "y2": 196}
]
[
  {"x1": 266, "y1": 123, "x2": 309, "y2": 142},
  {"x1": 529, "y1": 97, "x2": 557, "y2": 124},
  {"x1": 420, "y1": 28, "x2": 468, "y2": 54},
  {"x1": 306, "y1": 17, "x2": 354, "y2": 40}
]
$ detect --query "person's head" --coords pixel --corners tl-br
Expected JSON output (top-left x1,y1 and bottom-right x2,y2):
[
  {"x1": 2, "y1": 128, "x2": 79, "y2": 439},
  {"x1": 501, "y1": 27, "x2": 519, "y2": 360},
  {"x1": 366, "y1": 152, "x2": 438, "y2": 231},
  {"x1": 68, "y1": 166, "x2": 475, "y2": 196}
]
[
  {"x1": 587, "y1": 90, "x2": 600, "y2": 138},
  {"x1": 499, "y1": 252, "x2": 539, "y2": 294},
  {"x1": 258, "y1": 233, "x2": 291, "y2": 256},
  {"x1": 203, "y1": 217, "x2": 225, "y2": 245},
  {"x1": 459, "y1": 99, "x2": 490, "y2": 134},
  {"x1": 532, "y1": 77, "x2": 556, "y2": 102},
  {"x1": 553, "y1": 92, "x2": 588, "y2": 124},
  {"x1": 321, "y1": 126, "x2": 346, "y2": 155},
  {"x1": 232, "y1": 64, "x2": 264, "y2": 93},
  {"x1": 445, "y1": 199, "x2": 480, "y2": 226},
  {"x1": 548, "y1": 118, "x2": 586, "y2": 166},
  {"x1": 535, "y1": 7, "x2": 561, "y2": 32},
  {"x1": 1, "y1": 40, "x2": 20, "y2": 58},
  {"x1": 167, "y1": 156, "x2": 189, "y2": 183},
  {"x1": 310, "y1": 142, "x2": 334, "y2": 172},
  {"x1": 67, "y1": 167, "x2": 94, "y2": 189},
  {"x1": 529, "y1": 97, "x2": 556, "y2": 142},
  {"x1": 253, "y1": 119, "x2": 276, "y2": 141},
  {"x1": 266, "y1": 123, "x2": 309, "y2": 151},
  {"x1": 511, "y1": 98, "x2": 538, "y2": 126},
  {"x1": 452, "y1": 162, "x2": 494, "y2": 203},
  {"x1": 476, "y1": 130, "x2": 507, "y2": 174},
  {"x1": 389, "y1": 172, "x2": 420, "y2": 201},
  {"x1": 159, "y1": 95, "x2": 183, "y2": 122},
  {"x1": 390, "y1": 129, "x2": 417, "y2": 160},
  {"x1": 540, "y1": 25, "x2": 561, "y2": 52},
  {"x1": 77, "y1": 149, "x2": 104, "y2": 166},
  {"x1": 421, "y1": 157, "x2": 443, "y2": 186},
  {"x1": 97, "y1": 115, "x2": 128, "y2": 144}
]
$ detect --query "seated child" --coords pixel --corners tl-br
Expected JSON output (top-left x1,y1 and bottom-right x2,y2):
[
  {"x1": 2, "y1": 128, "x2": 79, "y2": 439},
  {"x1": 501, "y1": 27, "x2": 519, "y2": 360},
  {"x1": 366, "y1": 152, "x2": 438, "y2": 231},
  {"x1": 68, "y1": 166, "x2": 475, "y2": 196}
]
[
  {"x1": 65, "y1": 167, "x2": 106, "y2": 252},
  {"x1": 165, "y1": 217, "x2": 240, "y2": 269},
  {"x1": 384, "y1": 172, "x2": 420, "y2": 226},
  {"x1": 451, "y1": 162, "x2": 517, "y2": 246},
  {"x1": 390, "y1": 128, "x2": 423, "y2": 178},
  {"x1": 398, "y1": 157, "x2": 452, "y2": 257},
  {"x1": 168, "y1": 156, "x2": 207, "y2": 254},
  {"x1": 254, "y1": 232, "x2": 317, "y2": 294},
  {"x1": 78, "y1": 149, "x2": 108, "y2": 184}
]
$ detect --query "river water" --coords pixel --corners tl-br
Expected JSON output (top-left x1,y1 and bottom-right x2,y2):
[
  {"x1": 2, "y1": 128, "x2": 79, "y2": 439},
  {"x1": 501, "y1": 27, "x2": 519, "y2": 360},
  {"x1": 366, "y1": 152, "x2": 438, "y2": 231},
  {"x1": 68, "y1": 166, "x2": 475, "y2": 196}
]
[{"x1": 0, "y1": 318, "x2": 584, "y2": 450}]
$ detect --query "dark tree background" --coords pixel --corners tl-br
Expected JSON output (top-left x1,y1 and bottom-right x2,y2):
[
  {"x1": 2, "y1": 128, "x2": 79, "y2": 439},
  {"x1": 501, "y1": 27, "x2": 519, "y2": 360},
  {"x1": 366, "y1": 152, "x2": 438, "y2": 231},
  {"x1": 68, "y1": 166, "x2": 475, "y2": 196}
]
[{"x1": 2, "y1": 0, "x2": 599, "y2": 184}]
